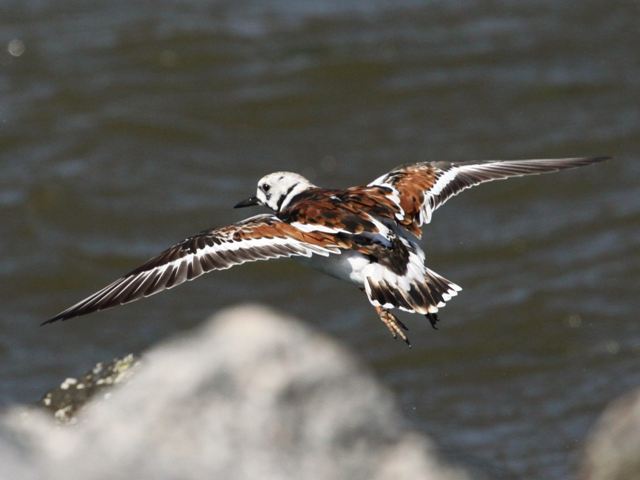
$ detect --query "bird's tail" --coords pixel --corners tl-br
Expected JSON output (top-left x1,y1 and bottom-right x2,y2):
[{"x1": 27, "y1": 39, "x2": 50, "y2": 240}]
[{"x1": 365, "y1": 267, "x2": 462, "y2": 315}]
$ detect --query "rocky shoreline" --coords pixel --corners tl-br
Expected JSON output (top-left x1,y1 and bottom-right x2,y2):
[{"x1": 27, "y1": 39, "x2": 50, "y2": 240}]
[
  {"x1": 1, "y1": 305, "x2": 637, "y2": 480},
  {"x1": 3, "y1": 306, "x2": 471, "y2": 480}
]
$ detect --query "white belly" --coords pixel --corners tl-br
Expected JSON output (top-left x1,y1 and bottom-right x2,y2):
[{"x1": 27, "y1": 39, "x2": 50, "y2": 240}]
[{"x1": 296, "y1": 251, "x2": 370, "y2": 285}]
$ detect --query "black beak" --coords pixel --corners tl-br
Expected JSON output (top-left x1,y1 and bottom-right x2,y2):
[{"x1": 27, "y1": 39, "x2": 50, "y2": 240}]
[{"x1": 234, "y1": 195, "x2": 260, "y2": 208}]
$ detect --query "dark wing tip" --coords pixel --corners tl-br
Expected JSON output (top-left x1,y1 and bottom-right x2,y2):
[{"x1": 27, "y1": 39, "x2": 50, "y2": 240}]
[
  {"x1": 42, "y1": 309, "x2": 74, "y2": 325},
  {"x1": 41, "y1": 307, "x2": 93, "y2": 326},
  {"x1": 590, "y1": 155, "x2": 612, "y2": 162},
  {"x1": 41, "y1": 310, "x2": 79, "y2": 325},
  {"x1": 570, "y1": 155, "x2": 611, "y2": 164}
]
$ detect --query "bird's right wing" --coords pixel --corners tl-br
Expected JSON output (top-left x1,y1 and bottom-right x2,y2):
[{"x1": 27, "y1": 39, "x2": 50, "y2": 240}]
[
  {"x1": 368, "y1": 157, "x2": 609, "y2": 235},
  {"x1": 44, "y1": 214, "x2": 343, "y2": 324}
]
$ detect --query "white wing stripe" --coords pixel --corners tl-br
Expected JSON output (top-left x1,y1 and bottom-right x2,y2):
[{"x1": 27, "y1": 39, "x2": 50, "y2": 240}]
[
  {"x1": 44, "y1": 213, "x2": 346, "y2": 323},
  {"x1": 143, "y1": 236, "x2": 334, "y2": 280},
  {"x1": 428, "y1": 168, "x2": 459, "y2": 197},
  {"x1": 290, "y1": 221, "x2": 350, "y2": 236}
]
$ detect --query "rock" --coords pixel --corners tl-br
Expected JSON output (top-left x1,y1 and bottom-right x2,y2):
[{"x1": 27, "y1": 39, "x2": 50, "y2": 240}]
[
  {"x1": 0, "y1": 305, "x2": 471, "y2": 480},
  {"x1": 39, "y1": 354, "x2": 140, "y2": 422},
  {"x1": 581, "y1": 388, "x2": 640, "y2": 480}
]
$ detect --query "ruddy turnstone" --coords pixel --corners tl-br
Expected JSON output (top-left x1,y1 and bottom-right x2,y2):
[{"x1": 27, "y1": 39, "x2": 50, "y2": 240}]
[{"x1": 44, "y1": 157, "x2": 609, "y2": 345}]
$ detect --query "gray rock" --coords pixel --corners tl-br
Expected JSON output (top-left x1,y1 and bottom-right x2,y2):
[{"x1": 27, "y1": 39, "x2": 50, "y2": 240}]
[
  {"x1": 1, "y1": 305, "x2": 470, "y2": 480},
  {"x1": 39, "y1": 354, "x2": 140, "y2": 422},
  {"x1": 581, "y1": 388, "x2": 640, "y2": 480}
]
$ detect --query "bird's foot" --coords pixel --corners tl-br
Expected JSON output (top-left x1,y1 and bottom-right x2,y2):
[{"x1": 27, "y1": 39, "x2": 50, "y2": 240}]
[
  {"x1": 375, "y1": 306, "x2": 411, "y2": 347},
  {"x1": 426, "y1": 312, "x2": 439, "y2": 330}
]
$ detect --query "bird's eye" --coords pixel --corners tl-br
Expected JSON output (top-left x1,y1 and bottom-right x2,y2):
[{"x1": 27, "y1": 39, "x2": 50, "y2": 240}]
[{"x1": 262, "y1": 184, "x2": 270, "y2": 192}]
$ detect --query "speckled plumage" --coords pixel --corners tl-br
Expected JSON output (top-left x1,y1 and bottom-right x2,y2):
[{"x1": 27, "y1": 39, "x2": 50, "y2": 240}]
[{"x1": 45, "y1": 157, "x2": 609, "y2": 345}]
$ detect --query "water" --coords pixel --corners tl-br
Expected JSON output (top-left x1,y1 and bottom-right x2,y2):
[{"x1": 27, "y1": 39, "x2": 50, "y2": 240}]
[{"x1": 1, "y1": 1, "x2": 639, "y2": 478}]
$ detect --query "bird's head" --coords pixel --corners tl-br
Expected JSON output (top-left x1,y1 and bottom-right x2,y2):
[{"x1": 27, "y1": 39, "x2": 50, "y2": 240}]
[{"x1": 234, "y1": 172, "x2": 315, "y2": 213}]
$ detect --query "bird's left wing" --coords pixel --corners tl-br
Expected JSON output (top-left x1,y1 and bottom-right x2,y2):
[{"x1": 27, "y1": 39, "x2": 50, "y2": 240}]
[{"x1": 43, "y1": 214, "x2": 342, "y2": 324}]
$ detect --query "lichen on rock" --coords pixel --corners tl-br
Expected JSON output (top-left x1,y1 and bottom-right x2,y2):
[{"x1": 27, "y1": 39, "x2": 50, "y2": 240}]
[{"x1": 39, "y1": 354, "x2": 140, "y2": 423}]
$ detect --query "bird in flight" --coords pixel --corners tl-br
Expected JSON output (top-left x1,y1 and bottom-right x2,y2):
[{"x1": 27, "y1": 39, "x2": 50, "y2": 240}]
[{"x1": 44, "y1": 157, "x2": 609, "y2": 345}]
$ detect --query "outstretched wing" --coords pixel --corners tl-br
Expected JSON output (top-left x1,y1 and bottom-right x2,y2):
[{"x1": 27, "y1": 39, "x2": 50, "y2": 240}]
[
  {"x1": 368, "y1": 157, "x2": 609, "y2": 235},
  {"x1": 44, "y1": 214, "x2": 342, "y2": 324}
]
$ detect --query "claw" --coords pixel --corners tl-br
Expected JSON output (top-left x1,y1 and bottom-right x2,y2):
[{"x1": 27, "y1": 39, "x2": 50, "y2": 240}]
[
  {"x1": 396, "y1": 317, "x2": 409, "y2": 331},
  {"x1": 426, "y1": 312, "x2": 439, "y2": 330},
  {"x1": 375, "y1": 305, "x2": 412, "y2": 347}
]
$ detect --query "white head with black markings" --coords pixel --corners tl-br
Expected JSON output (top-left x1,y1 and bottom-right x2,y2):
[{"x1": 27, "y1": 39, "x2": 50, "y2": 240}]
[{"x1": 234, "y1": 171, "x2": 316, "y2": 213}]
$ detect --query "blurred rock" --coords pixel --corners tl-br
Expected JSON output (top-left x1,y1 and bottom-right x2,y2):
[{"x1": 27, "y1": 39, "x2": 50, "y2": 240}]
[
  {"x1": 0, "y1": 305, "x2": 470, "y2": 480},
  {"x1": 39, "y1": 354, "x2": 140, "y2": 422},
  {"x1": 581, "y1": 388, "x2": 640, "y2": 480}
]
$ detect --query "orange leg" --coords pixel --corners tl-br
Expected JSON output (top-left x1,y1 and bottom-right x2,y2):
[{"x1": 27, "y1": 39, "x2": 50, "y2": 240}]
[{"x1": 374, "y1": 305, "x2": 411, "y2": 347}]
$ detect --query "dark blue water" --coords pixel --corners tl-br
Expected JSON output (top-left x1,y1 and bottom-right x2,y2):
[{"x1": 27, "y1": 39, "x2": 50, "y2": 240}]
[{"x1": 1, "y1": 1, "x2": 639, "y2": 478}]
